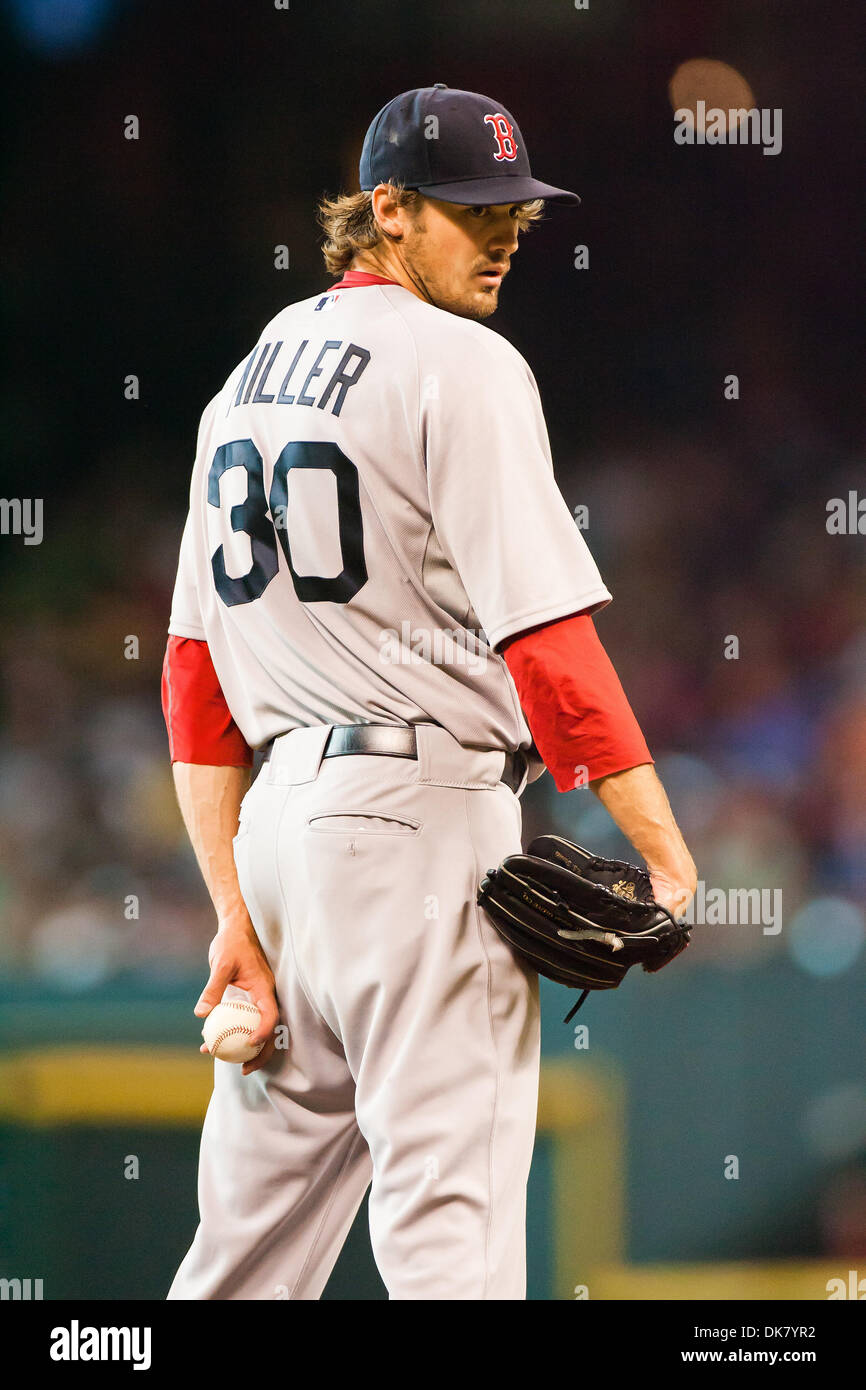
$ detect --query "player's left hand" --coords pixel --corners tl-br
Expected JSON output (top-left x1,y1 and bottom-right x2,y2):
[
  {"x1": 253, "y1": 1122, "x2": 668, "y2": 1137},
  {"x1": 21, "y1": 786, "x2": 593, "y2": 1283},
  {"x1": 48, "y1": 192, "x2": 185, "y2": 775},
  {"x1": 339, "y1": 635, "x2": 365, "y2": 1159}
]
[
  {"x1": 195, "y1": 914, "x2": 280, "y2": 1075},
  {"x1": 648, "y1": 862, "x2": 697, "y2": 922}
]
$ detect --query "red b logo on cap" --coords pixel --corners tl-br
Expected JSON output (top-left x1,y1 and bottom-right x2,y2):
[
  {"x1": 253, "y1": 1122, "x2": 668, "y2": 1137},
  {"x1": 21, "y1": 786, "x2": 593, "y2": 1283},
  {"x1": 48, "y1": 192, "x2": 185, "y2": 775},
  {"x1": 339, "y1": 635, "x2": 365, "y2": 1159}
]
[{"x1": 484, "y1": 113, "x2": 518, "y2": 162}]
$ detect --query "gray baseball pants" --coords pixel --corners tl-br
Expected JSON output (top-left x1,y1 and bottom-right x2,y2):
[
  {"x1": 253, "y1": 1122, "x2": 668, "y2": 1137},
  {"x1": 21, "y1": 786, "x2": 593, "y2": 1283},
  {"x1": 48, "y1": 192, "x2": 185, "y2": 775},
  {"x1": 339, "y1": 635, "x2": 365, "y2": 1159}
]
[{"x1": 167, "y1": 723, "x2": 540, "y2": 1301}]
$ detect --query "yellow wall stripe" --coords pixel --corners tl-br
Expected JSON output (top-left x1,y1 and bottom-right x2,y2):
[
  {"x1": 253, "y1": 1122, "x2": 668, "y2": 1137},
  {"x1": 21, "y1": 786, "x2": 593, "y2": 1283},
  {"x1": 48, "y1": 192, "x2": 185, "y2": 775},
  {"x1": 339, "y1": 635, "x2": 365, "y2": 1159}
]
[
  {"x1": 0, "y1": 1045, "x2": 625, "y2": 1298},
  {"x1": 591, "y1": 1261, "x2": 849, "y2": 1301}
]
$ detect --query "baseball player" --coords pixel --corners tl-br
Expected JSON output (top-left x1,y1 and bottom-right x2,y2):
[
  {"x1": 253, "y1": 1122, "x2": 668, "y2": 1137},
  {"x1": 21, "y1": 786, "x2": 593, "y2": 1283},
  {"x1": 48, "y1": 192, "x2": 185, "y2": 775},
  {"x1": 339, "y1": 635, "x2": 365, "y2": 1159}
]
[{"x1": 162, "y1": 84, "x2": 696, "y2": 1301}]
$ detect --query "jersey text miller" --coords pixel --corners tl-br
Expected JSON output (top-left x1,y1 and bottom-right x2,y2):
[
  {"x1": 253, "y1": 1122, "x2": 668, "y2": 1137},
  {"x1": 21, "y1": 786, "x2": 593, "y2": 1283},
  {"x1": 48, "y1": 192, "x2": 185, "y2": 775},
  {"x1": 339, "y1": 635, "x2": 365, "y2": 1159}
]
[{"x1": 227, "y1": 336, "x2": 372, "y2": 418}]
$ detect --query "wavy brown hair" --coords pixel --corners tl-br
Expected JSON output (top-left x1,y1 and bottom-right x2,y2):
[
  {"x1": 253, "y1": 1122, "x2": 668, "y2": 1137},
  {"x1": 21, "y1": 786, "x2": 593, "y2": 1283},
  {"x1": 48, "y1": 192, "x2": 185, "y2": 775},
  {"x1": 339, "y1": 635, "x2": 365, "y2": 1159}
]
[{"x1": 316, "y1": 184, "x2": 545, "y2": 277}]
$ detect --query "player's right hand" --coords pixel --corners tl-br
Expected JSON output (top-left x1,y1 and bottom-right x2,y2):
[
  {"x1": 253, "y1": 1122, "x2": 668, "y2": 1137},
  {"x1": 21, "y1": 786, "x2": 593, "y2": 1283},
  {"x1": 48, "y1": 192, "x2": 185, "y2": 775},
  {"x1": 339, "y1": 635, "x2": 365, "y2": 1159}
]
[{"x1": 195, "y1": 915, "x2": 280, "y2": 1075}]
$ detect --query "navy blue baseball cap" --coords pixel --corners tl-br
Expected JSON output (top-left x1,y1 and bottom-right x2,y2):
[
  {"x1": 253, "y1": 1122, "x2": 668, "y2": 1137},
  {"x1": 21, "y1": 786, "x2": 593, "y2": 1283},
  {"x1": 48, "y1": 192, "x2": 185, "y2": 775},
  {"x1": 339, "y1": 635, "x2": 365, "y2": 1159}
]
[{"x1": 359, "y1": 84, "x2": 580, "y2": 206}]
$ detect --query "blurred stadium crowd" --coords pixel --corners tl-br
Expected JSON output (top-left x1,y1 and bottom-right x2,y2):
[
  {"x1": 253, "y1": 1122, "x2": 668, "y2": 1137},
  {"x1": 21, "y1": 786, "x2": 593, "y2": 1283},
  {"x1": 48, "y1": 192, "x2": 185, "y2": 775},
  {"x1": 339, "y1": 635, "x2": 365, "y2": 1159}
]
[{"x1": 1, "y1": 416, "x2": 863, "y2": 993}]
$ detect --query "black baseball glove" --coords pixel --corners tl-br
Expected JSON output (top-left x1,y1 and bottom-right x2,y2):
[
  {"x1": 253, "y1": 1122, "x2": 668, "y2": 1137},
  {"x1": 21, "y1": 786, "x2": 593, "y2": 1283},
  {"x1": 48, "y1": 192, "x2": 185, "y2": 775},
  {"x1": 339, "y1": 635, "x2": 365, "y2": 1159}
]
[{"x1": 477, "y1": 834, "x2": 692, "y2": 1021}]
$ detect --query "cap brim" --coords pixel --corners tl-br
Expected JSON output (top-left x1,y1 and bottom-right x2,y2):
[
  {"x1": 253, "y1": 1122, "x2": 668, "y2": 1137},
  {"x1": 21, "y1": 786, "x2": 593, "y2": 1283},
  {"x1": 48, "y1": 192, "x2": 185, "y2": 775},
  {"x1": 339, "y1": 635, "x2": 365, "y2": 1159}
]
[{"x1": 416, "y1": 175, "x2": 580, "y2": 206}]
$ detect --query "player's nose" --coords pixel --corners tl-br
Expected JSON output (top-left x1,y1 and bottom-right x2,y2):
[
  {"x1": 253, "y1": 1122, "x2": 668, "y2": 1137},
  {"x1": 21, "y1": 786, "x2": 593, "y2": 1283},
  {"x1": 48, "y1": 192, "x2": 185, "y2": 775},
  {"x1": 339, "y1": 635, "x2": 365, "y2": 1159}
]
[
  {"x1": 490, "y1": 218, "x2": 519, "y2": 253},
  {"x1": 489, "y1": 224, "x2": 519, "y2": 257}
]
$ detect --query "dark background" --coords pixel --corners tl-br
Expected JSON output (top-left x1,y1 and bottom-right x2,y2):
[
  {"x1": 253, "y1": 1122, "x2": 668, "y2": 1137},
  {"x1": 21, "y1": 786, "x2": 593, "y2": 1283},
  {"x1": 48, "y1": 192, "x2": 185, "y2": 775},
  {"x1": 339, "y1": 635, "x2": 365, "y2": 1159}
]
[{"x1": 1, "y1": 0, "x2": 864, "y2": 1299}]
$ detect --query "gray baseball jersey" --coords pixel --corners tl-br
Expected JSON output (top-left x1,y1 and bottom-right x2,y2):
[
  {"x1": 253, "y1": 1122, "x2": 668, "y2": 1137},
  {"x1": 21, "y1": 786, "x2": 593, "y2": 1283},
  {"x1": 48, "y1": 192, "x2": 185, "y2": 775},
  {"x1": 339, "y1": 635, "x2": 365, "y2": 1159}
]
[{"x1": 168, "y1": 279, "x2": 611, "y2": 754}]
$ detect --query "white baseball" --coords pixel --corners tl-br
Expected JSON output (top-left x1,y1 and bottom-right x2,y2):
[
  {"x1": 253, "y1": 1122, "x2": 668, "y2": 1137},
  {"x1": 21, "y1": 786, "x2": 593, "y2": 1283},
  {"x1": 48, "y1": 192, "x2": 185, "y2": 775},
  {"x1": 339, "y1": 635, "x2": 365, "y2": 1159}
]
[{"x1": 201, "y1": 1000, "x2": 264, "y2": 1064}]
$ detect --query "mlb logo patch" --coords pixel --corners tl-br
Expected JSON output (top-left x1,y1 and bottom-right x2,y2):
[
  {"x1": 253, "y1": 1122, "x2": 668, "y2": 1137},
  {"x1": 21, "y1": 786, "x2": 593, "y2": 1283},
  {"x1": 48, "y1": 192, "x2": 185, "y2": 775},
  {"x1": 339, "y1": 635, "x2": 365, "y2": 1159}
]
[{"x1": 315, "y1": 292, "x2": 341, "y2": 312}]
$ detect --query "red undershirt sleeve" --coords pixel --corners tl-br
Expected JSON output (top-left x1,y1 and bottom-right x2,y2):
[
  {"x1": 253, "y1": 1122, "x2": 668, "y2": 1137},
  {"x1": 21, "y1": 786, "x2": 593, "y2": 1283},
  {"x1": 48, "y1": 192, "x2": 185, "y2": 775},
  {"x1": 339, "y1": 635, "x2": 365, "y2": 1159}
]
[
  {"x1": 501, "y1": 612, "x2": 653, "y2": 792},
  {"x1": 161, "y1": 636, "x2": 253, "y2": 768}
]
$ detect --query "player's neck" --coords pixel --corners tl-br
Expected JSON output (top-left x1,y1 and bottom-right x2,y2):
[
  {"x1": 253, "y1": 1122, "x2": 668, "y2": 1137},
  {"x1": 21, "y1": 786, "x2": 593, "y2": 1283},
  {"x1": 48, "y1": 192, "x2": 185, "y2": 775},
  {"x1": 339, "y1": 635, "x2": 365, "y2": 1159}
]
[{"x1": 350, "y1": 251, "x2": 429, "y2": 304}]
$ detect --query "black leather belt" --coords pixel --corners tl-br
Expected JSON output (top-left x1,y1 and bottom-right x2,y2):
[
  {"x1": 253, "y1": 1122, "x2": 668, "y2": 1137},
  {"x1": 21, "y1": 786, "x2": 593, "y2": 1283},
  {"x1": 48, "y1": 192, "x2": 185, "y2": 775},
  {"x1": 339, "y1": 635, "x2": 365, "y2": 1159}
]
[{"x1": 262, "y1": 725, "x2": 526, "y2": 794}]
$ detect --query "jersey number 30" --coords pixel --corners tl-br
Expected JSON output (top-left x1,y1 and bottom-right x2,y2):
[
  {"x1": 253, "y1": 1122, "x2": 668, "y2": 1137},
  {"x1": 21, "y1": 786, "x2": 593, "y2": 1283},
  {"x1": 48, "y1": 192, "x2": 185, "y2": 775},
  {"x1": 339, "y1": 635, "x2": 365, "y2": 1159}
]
[{"x1": 207, "y1": 438, "x2": 367, "y2": 606}]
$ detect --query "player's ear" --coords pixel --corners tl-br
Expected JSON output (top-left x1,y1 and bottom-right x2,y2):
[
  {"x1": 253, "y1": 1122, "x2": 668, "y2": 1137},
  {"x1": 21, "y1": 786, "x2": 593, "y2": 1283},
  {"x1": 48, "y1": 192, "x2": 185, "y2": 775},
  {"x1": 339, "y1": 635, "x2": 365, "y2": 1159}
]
[{"x1": 371, "y1": 183, "x2": 406, "y2": 241}]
